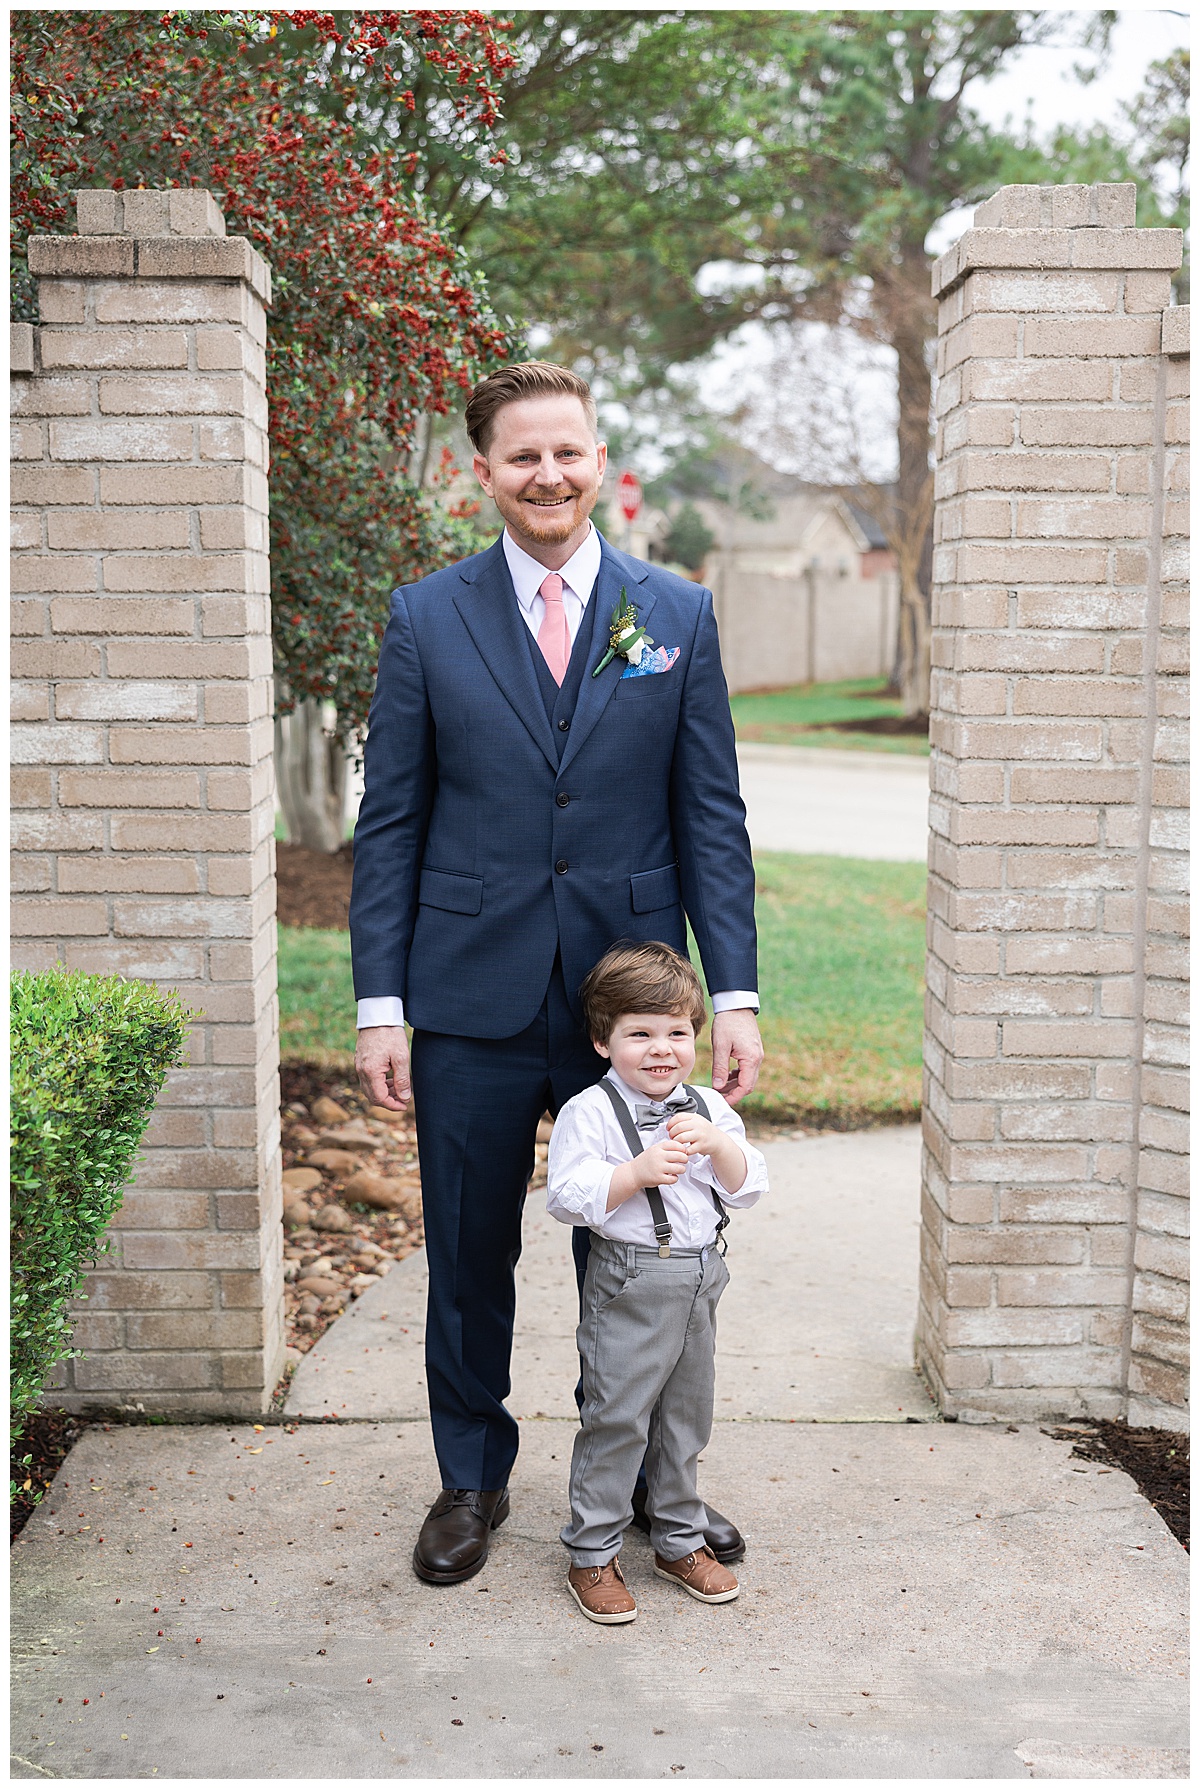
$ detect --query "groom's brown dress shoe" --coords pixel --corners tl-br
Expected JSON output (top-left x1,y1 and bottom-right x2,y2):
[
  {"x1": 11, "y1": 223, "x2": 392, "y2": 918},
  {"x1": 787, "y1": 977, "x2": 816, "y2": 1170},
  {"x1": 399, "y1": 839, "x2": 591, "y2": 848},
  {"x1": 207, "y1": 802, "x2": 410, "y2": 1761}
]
[
  {"x1": 630, "y1": 1483, "x2": 746, "y2": 1564},
  {"x1": 412, "y1": 1487, "x2": 510, "y2": 1584}
]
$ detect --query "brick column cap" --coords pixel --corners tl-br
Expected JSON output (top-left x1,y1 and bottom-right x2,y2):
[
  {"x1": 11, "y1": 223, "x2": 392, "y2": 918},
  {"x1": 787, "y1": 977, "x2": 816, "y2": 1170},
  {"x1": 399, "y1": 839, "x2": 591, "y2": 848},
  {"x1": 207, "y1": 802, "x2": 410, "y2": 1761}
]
[
  {"x1": 974, "y1": 182, "x2": 1137, "y2": 231},
  {"x1": 933, "y1": 183, "x2": 1182, "y2": 299},
  {"x1": 27, "y1": 232, "x2": 271, "y2": 306},
  {"x1": 74, "y1": 188, "x2": 227, "y2": 239}
]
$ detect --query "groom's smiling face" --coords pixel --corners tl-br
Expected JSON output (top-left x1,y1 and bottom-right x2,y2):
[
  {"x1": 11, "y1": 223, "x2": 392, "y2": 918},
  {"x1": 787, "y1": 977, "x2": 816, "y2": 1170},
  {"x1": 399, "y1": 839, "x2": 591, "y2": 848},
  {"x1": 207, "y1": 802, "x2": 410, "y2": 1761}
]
[{"x1": 472, "y1": 394, "x2": 607, "y2": 555}]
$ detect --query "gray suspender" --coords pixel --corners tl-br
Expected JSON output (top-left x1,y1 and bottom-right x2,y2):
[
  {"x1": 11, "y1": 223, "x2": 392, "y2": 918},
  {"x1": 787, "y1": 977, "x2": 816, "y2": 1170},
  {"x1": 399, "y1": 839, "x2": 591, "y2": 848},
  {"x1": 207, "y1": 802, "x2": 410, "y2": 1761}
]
[{"x1": 597, "y1": 1079, "x2": 729, "y2": 1258}]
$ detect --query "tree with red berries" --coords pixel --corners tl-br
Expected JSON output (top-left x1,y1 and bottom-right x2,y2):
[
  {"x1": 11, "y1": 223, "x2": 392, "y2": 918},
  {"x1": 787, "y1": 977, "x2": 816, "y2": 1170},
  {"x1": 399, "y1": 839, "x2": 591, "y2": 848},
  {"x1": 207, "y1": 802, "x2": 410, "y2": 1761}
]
[{"x1": 11, "y1": 10, "x2": 516, "y2": 845}]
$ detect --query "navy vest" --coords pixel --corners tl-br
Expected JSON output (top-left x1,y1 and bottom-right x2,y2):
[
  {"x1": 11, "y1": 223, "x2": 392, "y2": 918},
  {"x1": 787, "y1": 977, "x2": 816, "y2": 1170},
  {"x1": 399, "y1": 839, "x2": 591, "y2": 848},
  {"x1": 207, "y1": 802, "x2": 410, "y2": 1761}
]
[{"x1": 523, "y1": 595, "x2": 597, "y2": 762}]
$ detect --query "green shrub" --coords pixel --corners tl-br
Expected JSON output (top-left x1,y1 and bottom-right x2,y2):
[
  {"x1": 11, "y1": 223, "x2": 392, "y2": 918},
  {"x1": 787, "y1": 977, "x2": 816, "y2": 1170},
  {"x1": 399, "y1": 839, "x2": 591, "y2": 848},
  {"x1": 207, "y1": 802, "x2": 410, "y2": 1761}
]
[
  {"x1": 664, "y1": 501, "x2": 716, "y2": 572},
  {"x1": 10, "y1": 970, "x2": 191, "y2": 1491}
]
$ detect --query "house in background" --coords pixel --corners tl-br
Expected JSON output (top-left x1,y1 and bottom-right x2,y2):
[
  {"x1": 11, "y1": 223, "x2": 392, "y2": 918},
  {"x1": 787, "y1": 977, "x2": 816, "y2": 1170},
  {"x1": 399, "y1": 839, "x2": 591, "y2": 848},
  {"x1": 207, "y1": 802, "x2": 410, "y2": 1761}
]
[{"x1": 636, "y1": 450, "x2": 900, "y2": 694}]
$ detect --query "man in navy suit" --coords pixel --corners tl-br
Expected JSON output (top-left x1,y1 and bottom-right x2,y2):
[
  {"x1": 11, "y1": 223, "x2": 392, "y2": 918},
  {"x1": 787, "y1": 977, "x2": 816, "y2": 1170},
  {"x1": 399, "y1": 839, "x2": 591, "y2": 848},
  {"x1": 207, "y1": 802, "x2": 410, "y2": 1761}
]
[{"x1": 351, "y1": 362, "x2": 762, "y2": 1585}]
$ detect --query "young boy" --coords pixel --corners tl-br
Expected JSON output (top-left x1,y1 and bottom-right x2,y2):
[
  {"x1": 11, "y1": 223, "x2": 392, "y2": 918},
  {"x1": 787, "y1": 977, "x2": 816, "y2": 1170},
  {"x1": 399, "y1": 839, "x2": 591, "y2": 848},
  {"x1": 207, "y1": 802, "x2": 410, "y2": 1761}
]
[{"x1": 546, "y1": 940, "x2": 768, "y2": 1625}]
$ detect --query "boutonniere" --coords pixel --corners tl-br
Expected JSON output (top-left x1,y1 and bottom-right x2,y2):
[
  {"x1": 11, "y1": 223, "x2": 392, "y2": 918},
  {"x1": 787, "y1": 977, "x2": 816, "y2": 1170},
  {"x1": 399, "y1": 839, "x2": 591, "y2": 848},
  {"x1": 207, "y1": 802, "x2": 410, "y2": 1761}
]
[{"x1": 592, "y1": 587, "x2": 654, "y2": 677}]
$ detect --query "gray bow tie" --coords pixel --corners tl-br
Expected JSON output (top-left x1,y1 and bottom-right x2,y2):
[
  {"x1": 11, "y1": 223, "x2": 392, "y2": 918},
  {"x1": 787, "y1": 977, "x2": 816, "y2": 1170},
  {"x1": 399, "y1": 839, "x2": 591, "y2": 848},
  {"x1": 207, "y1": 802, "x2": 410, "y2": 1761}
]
[{"x1": 635, "y1": 1090, "x2": 697, "y2": 1131}]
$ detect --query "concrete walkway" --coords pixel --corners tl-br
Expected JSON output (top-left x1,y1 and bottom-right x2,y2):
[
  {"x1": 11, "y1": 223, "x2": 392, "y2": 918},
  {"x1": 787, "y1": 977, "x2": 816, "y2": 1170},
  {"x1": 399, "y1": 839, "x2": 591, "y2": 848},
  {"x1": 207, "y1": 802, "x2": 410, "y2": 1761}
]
[
  {"x1": 11, "y1": 1129, "x2": 1189, "y2": 1779},
  {"x1": 737, "y1": 743, "x2": 929, "y2": 861},
  {"x1": 283, "y1": 1128, "x2": 932, "y2": 1426}
]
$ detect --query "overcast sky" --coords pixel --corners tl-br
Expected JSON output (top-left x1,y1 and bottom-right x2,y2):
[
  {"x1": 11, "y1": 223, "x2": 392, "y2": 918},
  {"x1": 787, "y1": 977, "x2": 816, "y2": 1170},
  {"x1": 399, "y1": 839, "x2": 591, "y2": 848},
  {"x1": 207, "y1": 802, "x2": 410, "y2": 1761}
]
[{"x1": 931, "y1": 5, "x2": 1190, "y2": 253}]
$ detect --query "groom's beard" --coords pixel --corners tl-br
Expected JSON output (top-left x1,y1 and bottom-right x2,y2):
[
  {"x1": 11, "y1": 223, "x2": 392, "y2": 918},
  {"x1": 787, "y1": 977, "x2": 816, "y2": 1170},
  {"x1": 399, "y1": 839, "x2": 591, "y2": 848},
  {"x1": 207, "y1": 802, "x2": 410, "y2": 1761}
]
[{"x1": 497, "y1": 482, "x2": 597, "y2": 545}]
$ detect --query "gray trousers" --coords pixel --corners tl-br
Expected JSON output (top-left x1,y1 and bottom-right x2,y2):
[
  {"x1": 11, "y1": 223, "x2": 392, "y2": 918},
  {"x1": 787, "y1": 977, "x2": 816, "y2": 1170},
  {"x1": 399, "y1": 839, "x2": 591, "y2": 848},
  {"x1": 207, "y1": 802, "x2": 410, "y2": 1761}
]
[{"x1": 560, "y1": 1235, "x2": 730, "y2": 1568}]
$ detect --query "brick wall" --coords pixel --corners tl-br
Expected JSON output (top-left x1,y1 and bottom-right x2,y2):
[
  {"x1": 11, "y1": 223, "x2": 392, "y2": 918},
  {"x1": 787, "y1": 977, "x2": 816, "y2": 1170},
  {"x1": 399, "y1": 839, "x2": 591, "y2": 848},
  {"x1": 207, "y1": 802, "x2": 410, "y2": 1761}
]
[
  {"x1": 1128, "y1": 304, "x2": 1189, "y2": 1427},
  {"x1": 919, "y1": 182, "x2": 1189, "y2": 1429},
  {"x1": 10, "y1": 189, "x2": 284, "y2": 1416}
]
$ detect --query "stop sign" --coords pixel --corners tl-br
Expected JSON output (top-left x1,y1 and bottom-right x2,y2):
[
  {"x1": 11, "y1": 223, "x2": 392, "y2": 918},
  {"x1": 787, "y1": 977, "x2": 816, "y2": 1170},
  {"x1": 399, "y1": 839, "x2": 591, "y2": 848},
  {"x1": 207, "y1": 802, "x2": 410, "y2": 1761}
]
[{"x1": 616, "y1": 469, "x2": 642, "y2": 523}]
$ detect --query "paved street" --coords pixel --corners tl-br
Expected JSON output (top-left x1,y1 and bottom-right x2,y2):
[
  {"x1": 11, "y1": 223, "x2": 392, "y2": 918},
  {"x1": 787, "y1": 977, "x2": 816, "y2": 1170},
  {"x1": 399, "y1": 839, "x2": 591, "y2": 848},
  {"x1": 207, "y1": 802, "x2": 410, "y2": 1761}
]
[
  {"x1": 347, "y1": 742, "x2": 931, "y2": 863},
  {"x1": 737, "y1": 743, "x2": 930, "y2": 861},
  {"x1": 11, "y1": 1127, "x2": 1188, "y2": 1779}
]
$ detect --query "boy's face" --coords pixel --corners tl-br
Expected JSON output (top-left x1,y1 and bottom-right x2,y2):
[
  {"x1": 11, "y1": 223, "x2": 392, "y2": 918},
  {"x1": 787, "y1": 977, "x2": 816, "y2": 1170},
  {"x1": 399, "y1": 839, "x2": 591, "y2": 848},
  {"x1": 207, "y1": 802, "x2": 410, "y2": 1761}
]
[{"x1": 596, "y1": 1010, "x2": 697, "y2": 1098}]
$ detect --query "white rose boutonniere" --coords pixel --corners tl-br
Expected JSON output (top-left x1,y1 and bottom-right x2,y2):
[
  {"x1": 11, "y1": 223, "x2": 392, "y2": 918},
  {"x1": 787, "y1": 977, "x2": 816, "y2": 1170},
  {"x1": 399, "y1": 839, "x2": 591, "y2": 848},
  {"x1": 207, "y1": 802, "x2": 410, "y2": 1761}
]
[{"x1": 592, "y1": 587, "x2": 654, "y2": 678}]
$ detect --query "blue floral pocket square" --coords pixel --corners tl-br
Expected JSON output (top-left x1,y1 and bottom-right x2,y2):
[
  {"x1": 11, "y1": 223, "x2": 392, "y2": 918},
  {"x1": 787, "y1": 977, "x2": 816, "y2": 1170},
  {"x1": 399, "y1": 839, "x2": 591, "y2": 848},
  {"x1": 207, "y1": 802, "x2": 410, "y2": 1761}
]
[{"x1": 620, "y1": 645, "x2": 680, "y2": 679}]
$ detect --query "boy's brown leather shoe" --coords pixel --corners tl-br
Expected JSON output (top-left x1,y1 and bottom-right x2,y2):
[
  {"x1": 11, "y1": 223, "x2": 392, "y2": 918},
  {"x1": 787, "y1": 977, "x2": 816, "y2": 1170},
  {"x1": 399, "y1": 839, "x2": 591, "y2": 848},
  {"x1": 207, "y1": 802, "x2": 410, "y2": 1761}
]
[
  {"x1": 654, "y1": 1545, "x2": 740, "y2": 1603},
  {"x1": 630, "y1": 1483, "x2": 746, "y2": 1563},
  {"x1": 567, "y1": 1556, "x2": 638, "y2": 1624}
]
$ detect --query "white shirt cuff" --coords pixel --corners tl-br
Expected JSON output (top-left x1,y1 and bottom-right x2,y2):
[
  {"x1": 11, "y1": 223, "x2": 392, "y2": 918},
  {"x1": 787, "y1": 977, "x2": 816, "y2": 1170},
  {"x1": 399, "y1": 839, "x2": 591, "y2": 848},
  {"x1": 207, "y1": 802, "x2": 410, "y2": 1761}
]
[
  {"x1": 357, "y1": 996, "x2": 405, "y2": 1030},
  {"x1": 710, "y1": 990, "x2": 759, "y2": 1013}
]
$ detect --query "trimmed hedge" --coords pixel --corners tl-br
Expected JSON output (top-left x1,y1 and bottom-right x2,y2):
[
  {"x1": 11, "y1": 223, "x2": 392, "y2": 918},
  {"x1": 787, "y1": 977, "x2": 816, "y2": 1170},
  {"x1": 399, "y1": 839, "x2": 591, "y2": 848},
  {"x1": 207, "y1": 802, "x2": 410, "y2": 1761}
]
[{"x1": 11, "y1": 970, "x2": 190, "y2": 1486}]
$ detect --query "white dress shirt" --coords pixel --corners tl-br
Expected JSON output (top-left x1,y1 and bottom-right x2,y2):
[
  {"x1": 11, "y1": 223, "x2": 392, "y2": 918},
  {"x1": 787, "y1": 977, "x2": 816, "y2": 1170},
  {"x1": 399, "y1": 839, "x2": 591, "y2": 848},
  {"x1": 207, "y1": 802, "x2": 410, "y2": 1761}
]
[
  {"x1": 355, "y1": 525, "x2": 759, "y2": 1028},
  {"x1": 545, "y1": 1069, "x2": 767, "y2": 1248},
  {"x1": 503, "y1": 522, "x2": 600, "y2": 644}
]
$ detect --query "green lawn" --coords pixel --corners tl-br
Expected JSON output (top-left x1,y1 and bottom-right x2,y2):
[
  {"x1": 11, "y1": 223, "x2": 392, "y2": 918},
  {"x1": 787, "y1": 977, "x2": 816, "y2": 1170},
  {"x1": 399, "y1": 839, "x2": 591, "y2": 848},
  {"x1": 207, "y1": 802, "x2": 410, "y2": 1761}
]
[
  {"x1": 277, "y1": 852, "x2": 926, "y2": 1125},
  {"x1": 277, "y1": 925, "x2": 357, "y2": 1062},
  {"x1": 730, "y1": 677, "x2": 928, "y2": 756}
]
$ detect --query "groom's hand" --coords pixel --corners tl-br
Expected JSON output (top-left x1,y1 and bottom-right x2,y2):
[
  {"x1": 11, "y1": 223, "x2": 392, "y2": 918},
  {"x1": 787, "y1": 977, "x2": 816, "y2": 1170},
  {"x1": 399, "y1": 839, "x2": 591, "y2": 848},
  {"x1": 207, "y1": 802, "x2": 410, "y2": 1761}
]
[
  {"x1": 356, "y1": 1025, "x2": 411, "y2": 1112},
  {"x1": 710, "y1": 1008, "x2": 763, "y2": 1105}
]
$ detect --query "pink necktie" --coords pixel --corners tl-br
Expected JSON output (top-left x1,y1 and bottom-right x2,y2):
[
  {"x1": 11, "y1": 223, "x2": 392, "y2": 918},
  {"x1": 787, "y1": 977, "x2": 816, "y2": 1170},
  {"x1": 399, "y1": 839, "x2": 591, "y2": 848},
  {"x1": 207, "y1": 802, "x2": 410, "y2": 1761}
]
[{"x1": 536, "y1": 573, "x2": 570, "y2": 686}]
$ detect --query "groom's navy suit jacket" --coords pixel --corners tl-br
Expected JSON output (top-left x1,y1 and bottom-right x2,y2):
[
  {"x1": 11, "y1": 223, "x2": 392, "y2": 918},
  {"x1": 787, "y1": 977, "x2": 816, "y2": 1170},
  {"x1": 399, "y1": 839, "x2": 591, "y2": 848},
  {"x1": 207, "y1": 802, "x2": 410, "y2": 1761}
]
[{"x1": 349, "y1": 533, "x2": 757, "y2": 1038}]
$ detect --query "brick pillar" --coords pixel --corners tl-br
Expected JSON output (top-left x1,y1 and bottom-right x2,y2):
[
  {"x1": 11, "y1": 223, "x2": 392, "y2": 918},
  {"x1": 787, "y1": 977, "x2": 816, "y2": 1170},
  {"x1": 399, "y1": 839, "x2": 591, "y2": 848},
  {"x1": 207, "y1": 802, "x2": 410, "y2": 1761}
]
[
  {"x1": 10, "y1": 189, "x2": 284, "y2": 1416},
  {"x1": 919, "y1": 182, "x2": 1189, "y2": 1426},
  {"x1": 1128, "y1": 304, "x2": 1189, "y2": 1427}
]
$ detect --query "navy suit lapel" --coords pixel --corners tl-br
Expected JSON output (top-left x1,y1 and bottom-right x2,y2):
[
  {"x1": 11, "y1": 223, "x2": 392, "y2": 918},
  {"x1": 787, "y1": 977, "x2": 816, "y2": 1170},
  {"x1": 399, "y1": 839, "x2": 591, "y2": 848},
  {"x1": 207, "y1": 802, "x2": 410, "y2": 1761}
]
[
  {"x1": 558, "y1": 539, "x2": 654, "y2": 776},
  {"x1": 452, "y1": 537, "x2": 559, "y2": 772}
]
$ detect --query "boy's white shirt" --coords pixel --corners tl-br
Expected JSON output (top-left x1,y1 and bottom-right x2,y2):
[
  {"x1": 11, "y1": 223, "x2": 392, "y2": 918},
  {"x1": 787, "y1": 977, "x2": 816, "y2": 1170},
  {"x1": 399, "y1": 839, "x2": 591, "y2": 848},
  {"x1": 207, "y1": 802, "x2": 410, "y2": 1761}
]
[{"x1": 546, "y1": 1068, "x2": 767, "y2": 1247}]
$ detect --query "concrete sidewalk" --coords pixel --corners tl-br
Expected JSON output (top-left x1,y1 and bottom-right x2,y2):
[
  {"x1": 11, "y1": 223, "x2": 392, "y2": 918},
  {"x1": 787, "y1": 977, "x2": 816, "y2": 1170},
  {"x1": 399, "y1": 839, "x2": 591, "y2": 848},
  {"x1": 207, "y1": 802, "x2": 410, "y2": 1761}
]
[
  {"x1": 11, "y1": 1128, "x2": 1189, "y2": 1779},
  {"x1": 283, "y1": 1128, "x2": 932, "y2": 1425},
  {"x1": 737, "y1": 743, "x2": 930, "y2": 861}
]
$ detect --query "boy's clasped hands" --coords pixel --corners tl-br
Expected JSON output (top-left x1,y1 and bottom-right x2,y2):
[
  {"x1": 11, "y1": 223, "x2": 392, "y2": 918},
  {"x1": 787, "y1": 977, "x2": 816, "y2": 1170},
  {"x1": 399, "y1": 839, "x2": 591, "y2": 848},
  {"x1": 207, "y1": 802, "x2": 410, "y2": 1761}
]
[{"x1": 607, "y1": 1110, "x2": 749, "y2": 1213}]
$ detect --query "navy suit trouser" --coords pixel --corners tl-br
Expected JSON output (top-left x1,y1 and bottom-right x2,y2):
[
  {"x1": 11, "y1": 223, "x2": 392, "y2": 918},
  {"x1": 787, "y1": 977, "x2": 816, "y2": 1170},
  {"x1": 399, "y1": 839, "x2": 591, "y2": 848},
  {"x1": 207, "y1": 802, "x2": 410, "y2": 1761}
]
[{"x1": 410, "y1": 960, "x2": 607, "y2": 1492}]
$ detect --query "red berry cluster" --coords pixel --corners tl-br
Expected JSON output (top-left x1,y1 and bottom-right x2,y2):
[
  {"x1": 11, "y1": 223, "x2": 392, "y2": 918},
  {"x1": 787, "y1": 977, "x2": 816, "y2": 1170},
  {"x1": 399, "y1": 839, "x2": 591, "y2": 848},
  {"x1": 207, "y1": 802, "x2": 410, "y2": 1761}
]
[{"x1": 11, "y1": 9, "x2": 518, "y2": 737}]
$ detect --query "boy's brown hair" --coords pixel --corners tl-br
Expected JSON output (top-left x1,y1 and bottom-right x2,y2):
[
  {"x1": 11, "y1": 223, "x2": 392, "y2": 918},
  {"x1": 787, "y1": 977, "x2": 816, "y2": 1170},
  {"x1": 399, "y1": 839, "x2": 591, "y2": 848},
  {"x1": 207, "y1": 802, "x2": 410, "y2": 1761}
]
[
  {"x1": 464, "y1": 360, "x2": 598, "y2": 454},
  {"x1": 579, "y1": 940, "x2": 708, "y2": 1044}
]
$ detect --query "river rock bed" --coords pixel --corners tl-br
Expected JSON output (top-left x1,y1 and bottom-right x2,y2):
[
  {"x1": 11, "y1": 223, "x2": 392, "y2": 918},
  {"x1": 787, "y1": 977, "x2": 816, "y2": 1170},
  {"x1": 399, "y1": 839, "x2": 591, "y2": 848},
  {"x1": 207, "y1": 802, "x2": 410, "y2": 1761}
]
[{"x1": 277, "y1": 1066, "x2": 550, "y2": 1362}]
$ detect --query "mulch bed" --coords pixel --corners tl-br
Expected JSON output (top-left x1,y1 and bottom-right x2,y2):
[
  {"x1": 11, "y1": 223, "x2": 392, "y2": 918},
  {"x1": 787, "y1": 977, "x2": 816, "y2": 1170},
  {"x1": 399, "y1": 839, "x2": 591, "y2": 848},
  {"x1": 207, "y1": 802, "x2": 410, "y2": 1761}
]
[
  {"x1": 276, "y1": 840, "x2": 354, "y2": 929},
  {"x1": 11, "y1": 1410, "x2": 91, "y2": 1543},
  {"x1": 1046, "y1": 1421, "x2": 1189, "y2": 1550}
]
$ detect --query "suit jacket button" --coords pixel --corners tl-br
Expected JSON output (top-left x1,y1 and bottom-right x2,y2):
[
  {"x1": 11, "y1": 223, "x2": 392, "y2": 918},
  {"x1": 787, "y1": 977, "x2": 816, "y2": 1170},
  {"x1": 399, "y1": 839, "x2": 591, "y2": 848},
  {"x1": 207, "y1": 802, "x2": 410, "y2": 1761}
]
[
  {"x1": 556, "y1": 792, "x2": 570, "y2": 807},
  {"x1": 557, "y1": 718, "x2": 570, "y2": 732},
  {"x1": 555, "y1": 859, "x2": 569, "y2": 875}
]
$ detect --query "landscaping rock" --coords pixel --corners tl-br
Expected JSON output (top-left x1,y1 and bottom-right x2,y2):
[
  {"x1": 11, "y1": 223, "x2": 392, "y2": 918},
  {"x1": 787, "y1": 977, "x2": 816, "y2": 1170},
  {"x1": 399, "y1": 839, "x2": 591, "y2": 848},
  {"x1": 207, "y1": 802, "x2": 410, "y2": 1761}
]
[
  {"x1": 310, "y1": 1204, "x2": 354, "y2": 1234},
  {"x1": 302, "y1": 1148, "x2": 364, "y2": 1175},
  {"x1": 341, "y1": 1169, "x2": 408, "y2": 1211},
  {"x1": 367, "y1": 1104, "x2": 407, "y2": 1124},
  {"x1": 296, "y1": 1276, "x2": 343, "y2": 1298},
  {"x1": 311, "y1": 1095, "x2": 351, "y2": 1125},
  {"x1": 315, "y1": 1125, "x2": 380, "y2": 1152},
  {"x1": 282, "y1": 1199, "x2": 314, "y2": 1228},
  {"x1": 282, "y1": 1167, "x2": 323, "y2": 1194}
]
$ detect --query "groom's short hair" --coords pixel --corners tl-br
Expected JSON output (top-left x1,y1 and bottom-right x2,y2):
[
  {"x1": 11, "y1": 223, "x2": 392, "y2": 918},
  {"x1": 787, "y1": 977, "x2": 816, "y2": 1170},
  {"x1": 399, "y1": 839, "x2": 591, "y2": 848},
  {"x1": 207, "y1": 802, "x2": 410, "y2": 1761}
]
[
  {"x1": 580, "y1": 941, "x2": 708, "y2": 1043},
  {"x1": 465, "y1": 360, "x2": 597, "y2": 453}
]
